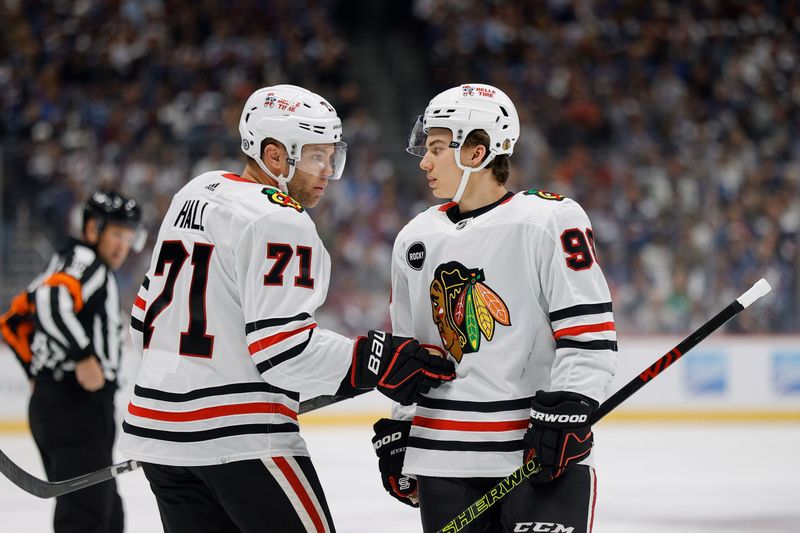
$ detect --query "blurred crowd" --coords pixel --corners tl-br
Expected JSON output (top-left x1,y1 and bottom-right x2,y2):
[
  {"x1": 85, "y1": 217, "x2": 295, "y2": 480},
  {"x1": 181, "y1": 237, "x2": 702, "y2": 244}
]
[
  {"x1": 416, "y1": 0, "x2": 800, "y2": 332},
  {"x1": 1, "y1": 0, "x2": 797, "y2": 334}
]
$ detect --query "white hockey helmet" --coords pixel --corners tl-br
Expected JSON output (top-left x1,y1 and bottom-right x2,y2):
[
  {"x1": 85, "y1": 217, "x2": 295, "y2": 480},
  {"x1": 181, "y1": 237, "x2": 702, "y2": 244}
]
[
  {"x1": 239, "y1": 84, "x2": 346, "y2": 193},
  {"x1": 407, "y1": 83, "x2": 519, "y2": 202}
]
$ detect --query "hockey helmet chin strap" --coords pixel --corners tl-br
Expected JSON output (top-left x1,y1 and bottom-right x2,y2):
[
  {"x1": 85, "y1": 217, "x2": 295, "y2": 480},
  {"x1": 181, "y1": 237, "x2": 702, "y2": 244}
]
[
  {"x1": 451, "y1": 144, "x2": 496, "y2": 204},
  {"x1": 254, "y1": 155, "x2": 296, "y2": 194}
]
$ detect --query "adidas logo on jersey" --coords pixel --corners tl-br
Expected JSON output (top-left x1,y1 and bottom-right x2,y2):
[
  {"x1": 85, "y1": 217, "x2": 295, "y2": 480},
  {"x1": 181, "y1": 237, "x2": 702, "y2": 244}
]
[
  {"x1": 205, "y1": 182, "x2": 219, "y2": 192},
  {"x1": 529, "y1": 409, "x2": 588, "y2": 424}
]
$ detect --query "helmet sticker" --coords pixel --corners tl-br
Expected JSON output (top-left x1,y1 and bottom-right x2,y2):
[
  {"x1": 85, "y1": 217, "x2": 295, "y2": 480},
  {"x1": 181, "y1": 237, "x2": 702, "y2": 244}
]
[{"x1": 462, "y1": 85, "x2": 496, "y2": 98}]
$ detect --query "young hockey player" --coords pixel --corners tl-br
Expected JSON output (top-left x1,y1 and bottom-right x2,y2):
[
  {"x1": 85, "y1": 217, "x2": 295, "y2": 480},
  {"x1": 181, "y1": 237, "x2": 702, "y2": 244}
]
[
  {"x1": 0, "y1": 190, "x2": 144, "y2": 533},
  {"x1": 119, "y1": 84, "x2": 455, "y2": 533},
  {"x1": 370, "y1": 83, "x2": 618, "y2": 532}
]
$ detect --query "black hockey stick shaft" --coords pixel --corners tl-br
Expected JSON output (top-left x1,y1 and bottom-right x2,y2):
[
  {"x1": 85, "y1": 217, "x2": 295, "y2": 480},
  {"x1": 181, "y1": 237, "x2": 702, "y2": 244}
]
[
  {"x1": 298, "y1": 387, "x2": 372, "y2": 415},
  {"x1": 0, "y1": 386, "x2": 372, "y2": 498},
  {"x1": 0, "y1": 450, "x2": 139, "y2": 499},
  {"x1": 437, "y1": 279, "x2": 771, "y2": 533}
]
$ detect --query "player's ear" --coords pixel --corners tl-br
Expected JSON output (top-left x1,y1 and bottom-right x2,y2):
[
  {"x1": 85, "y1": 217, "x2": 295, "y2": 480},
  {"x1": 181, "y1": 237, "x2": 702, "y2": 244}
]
[
  {"x1": 262, "y1": 143, "x2": 285, "y2": 174},
  {"x1": 464, "y1": 144, "x2": 486, "y2": 168},
  {"x1": 83, "y1": 218, "x2": 100, "y2": 245}
]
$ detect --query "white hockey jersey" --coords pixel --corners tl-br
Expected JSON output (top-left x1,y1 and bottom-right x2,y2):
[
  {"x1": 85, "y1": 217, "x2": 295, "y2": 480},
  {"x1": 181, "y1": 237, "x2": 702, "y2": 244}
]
[
  {"x1": 390, "y1": 190, "x2": 618, "y2": 477},
  {"x1": 119, "y1": 171, "x2": 354, "y2": 466}
]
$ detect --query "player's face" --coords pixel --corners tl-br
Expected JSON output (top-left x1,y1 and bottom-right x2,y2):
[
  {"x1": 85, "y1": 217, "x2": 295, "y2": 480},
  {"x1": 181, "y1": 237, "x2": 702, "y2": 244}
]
[
  {"x1": 288, "y1": 144, "x2": 336, "y2": 208},
  {"x1": 430, "y1": 279, "x2": 461, "y2": 360},
  {"x1": 419, "y1": 129, "x2": 462, "y2": 199},
  {"x1": 96, "y1": 223, "x2": 136, "y2": 270}
]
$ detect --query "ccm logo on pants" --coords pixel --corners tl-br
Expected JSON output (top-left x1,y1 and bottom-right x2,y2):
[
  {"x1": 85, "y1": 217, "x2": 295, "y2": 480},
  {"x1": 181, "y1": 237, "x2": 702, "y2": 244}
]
[{"x1": 514, "y1": 523, "x2": 575, "y2": 533}]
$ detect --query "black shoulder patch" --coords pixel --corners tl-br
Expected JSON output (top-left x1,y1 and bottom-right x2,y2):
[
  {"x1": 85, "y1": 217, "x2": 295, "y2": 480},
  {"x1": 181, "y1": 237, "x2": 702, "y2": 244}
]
[
  {"x1": 261, "y1": 188, "x2": 304, "y2": 212},
  {"x1": 406, "y1": 241, "x2": 426, "y2": 270},
  {"x1": 523, "y1": 189, "x2": 566, "y2": 201}
]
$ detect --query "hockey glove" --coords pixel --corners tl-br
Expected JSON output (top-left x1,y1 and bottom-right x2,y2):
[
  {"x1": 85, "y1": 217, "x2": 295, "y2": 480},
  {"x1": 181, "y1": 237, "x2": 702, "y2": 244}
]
[
  {"x1": 522, "y1": 390, "x2": 598, "y2": 483},
  {"x1": 341, "y1": 330, "x2": 456, "y2": 405},
  {"x1": 372, "y1": 418, "x2": 418, "y2": 507}
]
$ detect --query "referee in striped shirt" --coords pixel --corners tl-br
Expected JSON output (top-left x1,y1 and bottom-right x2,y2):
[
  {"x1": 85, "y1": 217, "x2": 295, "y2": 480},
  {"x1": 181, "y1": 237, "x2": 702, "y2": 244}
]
[{"x1": 25, "y1": 190, "x2": 144, "y2": 533}]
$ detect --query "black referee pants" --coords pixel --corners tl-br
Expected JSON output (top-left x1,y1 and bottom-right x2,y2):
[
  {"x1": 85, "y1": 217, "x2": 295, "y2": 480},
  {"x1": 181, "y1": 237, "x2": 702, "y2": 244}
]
[{"x1": 29, "y1": 375, "x2": 124, "y2": 533}]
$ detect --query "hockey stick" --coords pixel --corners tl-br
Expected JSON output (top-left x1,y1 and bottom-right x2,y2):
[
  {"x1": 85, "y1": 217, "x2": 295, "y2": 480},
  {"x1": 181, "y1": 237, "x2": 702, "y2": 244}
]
[
  {"x1": 0, "y1": 387, "x2": 372, "y2": 498},
  {"x1": 298, "y1": 388, "x2": 372, "y2": 415},
  {"x1": 437, "y1": 278, "x2": 772, "y2": 533},
  {"x1": 0, "y1": 451, "x2": 139, "y2": 499}
]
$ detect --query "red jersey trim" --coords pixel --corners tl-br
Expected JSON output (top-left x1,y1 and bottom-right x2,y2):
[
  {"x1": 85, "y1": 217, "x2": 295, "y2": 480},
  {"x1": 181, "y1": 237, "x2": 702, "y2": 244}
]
[
  {"x1": 133, "y1": 296, "x2": 146, "y2": 310},
  {"x1": 127, "y1": 401, "x2": 298, "y2": 422},
  {"x1": 438, "y1": 202, "x2": 457, "y2": 212},
  {"x1": 248, "y1": 323, "x2": 317, "y2": 355},
  {"x1": 222, "y1": 172, "x2": 254, "y2": 183},
  {"x1": 412, "y1": 416, "x2": 528, "y2": 432},
  {"x1": 553, "y1": 322, "x2": 615, "y2": 340}
]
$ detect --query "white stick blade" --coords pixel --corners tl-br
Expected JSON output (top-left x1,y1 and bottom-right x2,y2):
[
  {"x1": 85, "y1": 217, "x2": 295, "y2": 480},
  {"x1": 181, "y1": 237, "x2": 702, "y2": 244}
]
[{"x1": 737, "y1": 278, "x2": 772, "y2": 308}]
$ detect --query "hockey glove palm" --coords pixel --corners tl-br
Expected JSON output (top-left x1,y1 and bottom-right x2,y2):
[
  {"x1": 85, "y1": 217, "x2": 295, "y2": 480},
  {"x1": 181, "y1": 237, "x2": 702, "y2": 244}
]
[
  {"x1": 343, "y1": 330, "x2": 456, "y2": 405},
  {"x1": 372, "y1": 418, "x2": 418, "y2": 508},
  {"x1": 522, "y1": 390, "x2": 597, "y2": 483}
]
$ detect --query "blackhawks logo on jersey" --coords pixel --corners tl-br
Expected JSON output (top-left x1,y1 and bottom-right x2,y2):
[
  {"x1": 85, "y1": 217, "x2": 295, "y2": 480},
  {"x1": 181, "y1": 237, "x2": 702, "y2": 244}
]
[
  {"x1": 523, "y1": 188, "x2": 565, "y2": 201},
  {"x1": 261, "y1": 187, "x2": 303, "y2": 212},
  {"x1": 429, "y1": 261, "x2": 510, "y2": 362}
]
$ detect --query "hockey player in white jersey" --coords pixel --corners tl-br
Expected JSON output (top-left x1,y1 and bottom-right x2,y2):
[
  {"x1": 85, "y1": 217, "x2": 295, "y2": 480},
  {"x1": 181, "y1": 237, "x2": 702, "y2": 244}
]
[
  {"x1": 119, "y1": 84, "x2": 455, "y2": 533},
  {"x1": 370, "y1": 84, "x2": 618, "y2": 532}
]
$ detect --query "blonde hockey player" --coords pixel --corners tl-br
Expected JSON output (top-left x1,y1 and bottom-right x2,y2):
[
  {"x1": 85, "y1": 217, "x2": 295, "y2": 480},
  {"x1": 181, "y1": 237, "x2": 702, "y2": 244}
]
[
  {"x1": 370, "y1": 84, "x2": 618, "y2": 533},
  {"x1": 120, "y1": 84, "x2": 455, "y2": 533}
]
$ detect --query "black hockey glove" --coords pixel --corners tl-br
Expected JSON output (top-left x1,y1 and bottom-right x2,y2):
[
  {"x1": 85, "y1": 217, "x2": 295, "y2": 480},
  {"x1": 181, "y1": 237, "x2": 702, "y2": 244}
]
[
  {"x1": 340, "y1": 330, "x2": 456, "y2": 405},
  {"x1": 522, "y1": 390, "x2": 598, "y2": 483},
  {"x1": 372, "y1": 418, "x2": 418, "y2": 508}
]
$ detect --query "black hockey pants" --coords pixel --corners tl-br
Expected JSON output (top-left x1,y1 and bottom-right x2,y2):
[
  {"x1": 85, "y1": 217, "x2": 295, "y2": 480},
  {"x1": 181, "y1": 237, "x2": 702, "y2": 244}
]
[
  {"x1": 418, "y1": 465, "x2": 596, "y2": 533},
  {"x1": 142, "y1": 455, "x2": 336, "y2": 532}
]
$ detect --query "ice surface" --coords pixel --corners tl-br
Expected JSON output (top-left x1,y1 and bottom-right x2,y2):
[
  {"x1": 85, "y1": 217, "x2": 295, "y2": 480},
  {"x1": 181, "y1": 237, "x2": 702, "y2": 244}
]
[{"x1": 1, "y1": 422, "x2": 799, "y2": 532}]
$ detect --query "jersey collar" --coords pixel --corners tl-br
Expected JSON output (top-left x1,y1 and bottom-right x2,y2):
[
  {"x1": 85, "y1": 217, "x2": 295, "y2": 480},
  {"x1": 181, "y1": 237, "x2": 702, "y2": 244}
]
[{"x1": 445, "y1": 191, "x2": 514, "y2": 223}]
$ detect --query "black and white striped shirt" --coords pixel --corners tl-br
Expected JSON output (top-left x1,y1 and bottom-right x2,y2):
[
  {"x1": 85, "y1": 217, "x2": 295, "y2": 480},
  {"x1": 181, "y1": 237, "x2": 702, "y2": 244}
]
[{"x1": 30, "y1": 239, "x2": 123, "y2": 384}]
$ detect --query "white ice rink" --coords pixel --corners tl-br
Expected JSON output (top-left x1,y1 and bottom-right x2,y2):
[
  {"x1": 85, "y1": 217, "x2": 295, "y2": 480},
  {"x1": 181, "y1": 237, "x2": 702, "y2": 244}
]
[{"x1": 1, "y1": 421, "x2": 799, "y2": 533}]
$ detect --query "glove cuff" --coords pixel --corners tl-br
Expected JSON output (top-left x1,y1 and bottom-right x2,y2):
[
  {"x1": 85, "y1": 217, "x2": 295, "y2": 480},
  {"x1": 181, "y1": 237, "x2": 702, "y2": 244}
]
[
  {"x1": 529, "y1": 390, "x2": 597, "y2": 429},
  {"x1": 371, "y1": 418, "x2": 412, "y2": 457}
]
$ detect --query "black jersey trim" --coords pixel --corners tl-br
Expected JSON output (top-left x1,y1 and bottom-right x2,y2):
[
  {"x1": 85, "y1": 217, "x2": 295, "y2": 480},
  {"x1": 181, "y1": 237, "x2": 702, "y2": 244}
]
[
  {"x1": 556, "y1": 339, "x2": 618, "y2": 351},
  {"x1": 133, "y1": 382, "x2": 299, "y2": 403},
  {"x1": 256, "y1": 331, "x2": 313, "y2": 374},
  {"x1": 142, "y1": 276, "x2": 150, "y2": 290},
  {"x1": 245, "y1": 312, "x2": 312, "y2": 335},
  {"x1": 549, "y1": 302, "x2": 613, "y2": 322},
  {"x1": 131, "y1": 316, "x2": 144, "y2": 332},
  {"x1": 446, "y1": 191, "x2": 514, "y2": 223},
  {"x1": 408, "y1": 436, "x2": 524, "y2": 452},
  {"x1": 122, "y1": 421, "x2": 298, "y2": 442},
  {"x1": 418, "y1": 396, "x2": 533, "y2": 413}
]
